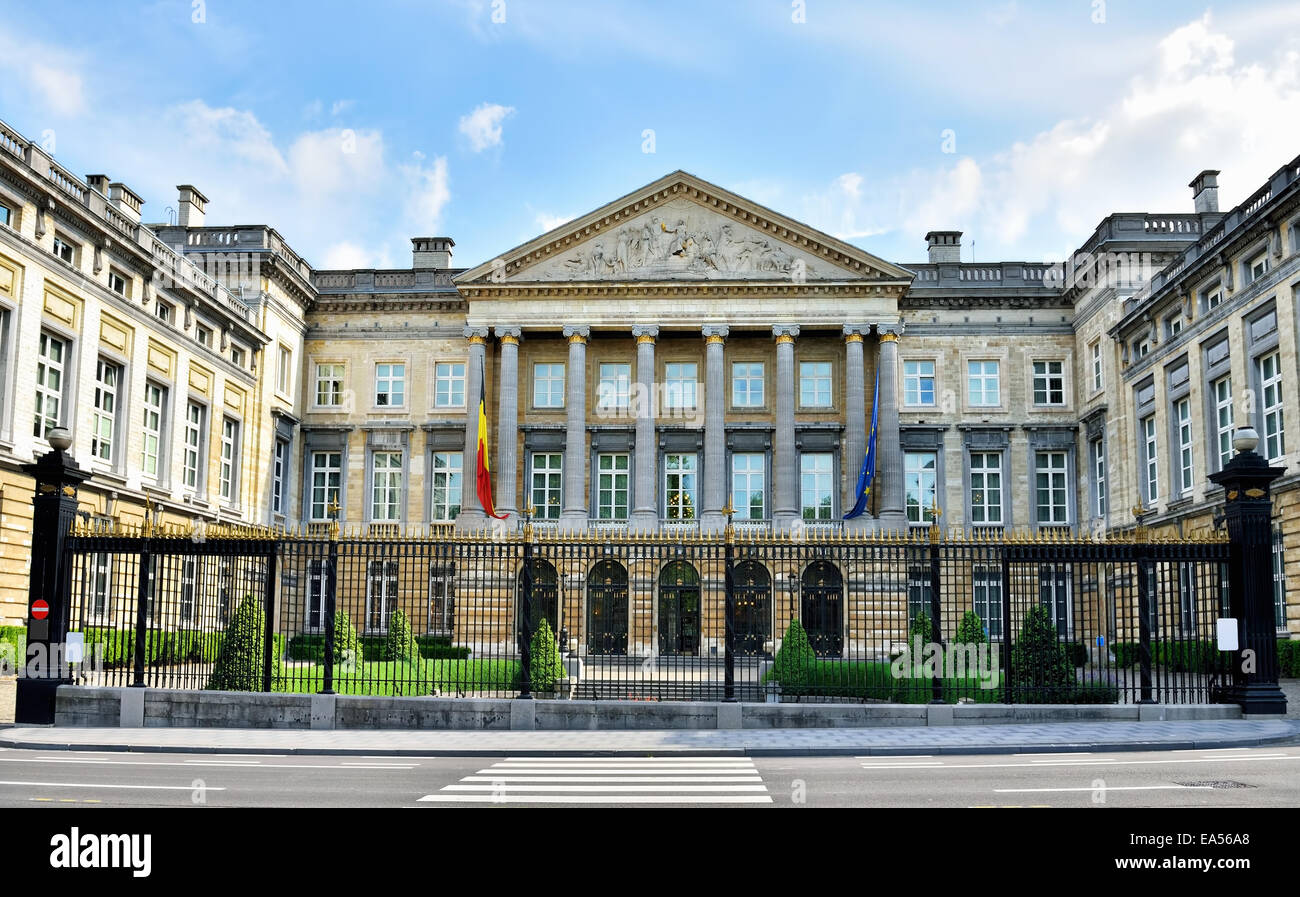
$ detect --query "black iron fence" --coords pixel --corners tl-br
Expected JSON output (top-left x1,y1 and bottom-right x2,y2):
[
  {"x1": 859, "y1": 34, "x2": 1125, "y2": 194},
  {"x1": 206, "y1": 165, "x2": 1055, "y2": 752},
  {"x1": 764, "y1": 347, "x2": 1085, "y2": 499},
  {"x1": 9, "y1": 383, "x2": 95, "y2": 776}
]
[{"x1": 58, "y1": 519, "x2": 1235, "y2": 705}]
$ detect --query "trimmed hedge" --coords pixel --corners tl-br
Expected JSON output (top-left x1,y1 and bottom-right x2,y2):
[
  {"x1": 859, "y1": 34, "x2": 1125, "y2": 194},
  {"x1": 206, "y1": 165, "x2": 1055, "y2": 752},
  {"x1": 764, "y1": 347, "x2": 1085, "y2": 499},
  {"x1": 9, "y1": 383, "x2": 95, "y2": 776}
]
[
  {"x1": 1278, "y1": 639, "x2": 1300, "y2": 678},
  {"x1": 285, "y1": 632, "x2": 471, "y2": 663},
  {"x1": 0, "y1": 625, "x2": 25, "y2": 672},
  {"x1": 83, "y1": 627, "x2": 237, "y2": 667},
  {"x1": 1112, "y1": 640, "x2": 1219, "y2": 673},
  {"x1": 383, "y1": 609, "x2": 418, "y2": 663}
]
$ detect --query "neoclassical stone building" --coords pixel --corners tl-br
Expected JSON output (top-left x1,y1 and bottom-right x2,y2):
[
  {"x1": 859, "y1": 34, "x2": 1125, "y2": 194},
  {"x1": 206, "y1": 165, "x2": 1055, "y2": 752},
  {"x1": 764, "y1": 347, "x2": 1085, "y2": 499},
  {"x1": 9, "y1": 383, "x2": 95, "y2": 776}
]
[{"x1": 0, "y1": 114, "x2": 1294, "y2": 636}]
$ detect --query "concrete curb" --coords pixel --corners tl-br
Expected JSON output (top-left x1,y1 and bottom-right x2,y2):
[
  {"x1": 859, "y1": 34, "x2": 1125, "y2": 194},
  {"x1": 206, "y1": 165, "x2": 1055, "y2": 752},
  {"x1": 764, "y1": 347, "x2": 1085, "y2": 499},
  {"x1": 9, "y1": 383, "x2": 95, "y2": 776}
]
[{"x1": 2, "y1": 728, "x2": 1296, "y2": 758}]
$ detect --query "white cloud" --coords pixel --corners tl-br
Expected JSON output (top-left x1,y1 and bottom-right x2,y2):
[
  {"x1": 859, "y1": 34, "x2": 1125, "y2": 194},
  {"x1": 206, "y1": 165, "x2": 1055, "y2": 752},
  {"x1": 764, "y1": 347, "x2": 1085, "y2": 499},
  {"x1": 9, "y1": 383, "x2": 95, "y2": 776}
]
[
  {"x1": 401, "y1": 154, "x2": 451, "y2": 235},
  {"x1": 534, "y1": 212, "x2": 574, "y2": 232},
  {"x1": 321, "y1": 241, "x2": 377, "y2": 269},
  {"x1": 288, "y1": 127, "x2": 385, "y2": 198},
  {"x1": 805, "y1": 11, "x2": 1300, "y2": 261},
  {"x1": 458, "y1": 102, "x2": 515, "y2": 152},
  {"x1": 0, "y1": 33, "x2": 87, "y2": 117},
  {"x1": 330, "y1": 99, "x2": 355, "y2": 116}
]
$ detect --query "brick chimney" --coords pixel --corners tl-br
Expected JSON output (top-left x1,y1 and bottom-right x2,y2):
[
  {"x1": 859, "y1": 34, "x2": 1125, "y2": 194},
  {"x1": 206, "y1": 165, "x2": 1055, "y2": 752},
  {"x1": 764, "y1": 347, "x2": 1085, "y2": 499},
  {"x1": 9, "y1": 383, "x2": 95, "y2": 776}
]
[
  {"x1": 177, "y1": 185, "x2": 209, "y2": 228},
  {"x1": 412, "y1": 237, "x2": 454, "y2": 269},
  {"x1": 1190, "y1": 170, "x2": 1220, "y2": 214},
  {"x1": 925, "y1": 231, "x2": 962, "y2": 263}
]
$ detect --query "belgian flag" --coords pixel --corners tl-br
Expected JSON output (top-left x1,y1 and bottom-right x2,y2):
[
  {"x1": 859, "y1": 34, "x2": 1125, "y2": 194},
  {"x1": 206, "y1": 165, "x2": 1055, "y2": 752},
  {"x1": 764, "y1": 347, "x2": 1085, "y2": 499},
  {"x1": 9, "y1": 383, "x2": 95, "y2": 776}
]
[{"x1": 476, "y1": 359, "x2": 507, "y2": 519}]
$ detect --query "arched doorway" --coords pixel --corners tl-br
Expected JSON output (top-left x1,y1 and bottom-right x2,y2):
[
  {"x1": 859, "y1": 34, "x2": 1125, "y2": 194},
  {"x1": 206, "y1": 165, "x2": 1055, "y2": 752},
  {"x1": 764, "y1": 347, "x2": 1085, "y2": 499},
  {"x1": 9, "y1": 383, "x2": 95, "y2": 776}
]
[
  {"x1": 733, "y1": 560, "x2": 771, "y2": 656},
  {"x1": 517, "y1": 559, "x2": 559, "y2": 637},
  {"x1": 801, "y1": 560, "x2": 843, "y2": 657},
  {"x1": 587, "y1": 561, "x2": 628, "y2": 655},
  {"x1": 658, "y1": 561, "x2": 701, "y2": 656}
]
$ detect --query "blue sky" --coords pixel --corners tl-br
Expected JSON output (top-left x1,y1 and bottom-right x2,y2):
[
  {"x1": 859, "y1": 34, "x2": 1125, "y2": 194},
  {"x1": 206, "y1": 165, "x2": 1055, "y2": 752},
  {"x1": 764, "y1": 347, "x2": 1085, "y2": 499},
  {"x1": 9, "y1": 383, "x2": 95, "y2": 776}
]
[{"x1": 1, "y1": 1, "x2": 1298, "y2": 270}]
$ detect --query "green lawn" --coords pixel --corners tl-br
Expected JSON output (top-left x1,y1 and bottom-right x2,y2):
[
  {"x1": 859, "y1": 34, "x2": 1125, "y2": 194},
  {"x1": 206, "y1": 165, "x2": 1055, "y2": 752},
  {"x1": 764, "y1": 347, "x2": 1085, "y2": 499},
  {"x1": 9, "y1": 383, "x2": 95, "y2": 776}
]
[{"x1": 274, "y1": 658, "x2": 521, "y2": 696}]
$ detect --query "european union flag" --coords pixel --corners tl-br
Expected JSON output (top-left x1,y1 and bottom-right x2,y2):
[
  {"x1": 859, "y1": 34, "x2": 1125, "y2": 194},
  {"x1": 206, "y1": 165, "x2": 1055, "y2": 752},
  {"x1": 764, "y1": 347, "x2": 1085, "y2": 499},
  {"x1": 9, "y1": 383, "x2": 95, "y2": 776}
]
[{"x1": 844, "y1": 370, "x2": 878, "y2": 519}]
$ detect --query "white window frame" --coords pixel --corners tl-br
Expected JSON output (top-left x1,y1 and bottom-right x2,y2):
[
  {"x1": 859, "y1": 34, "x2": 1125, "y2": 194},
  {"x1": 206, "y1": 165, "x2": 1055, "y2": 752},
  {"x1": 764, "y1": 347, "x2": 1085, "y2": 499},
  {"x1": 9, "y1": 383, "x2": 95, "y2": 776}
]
[
  {"x1": 1032, "y1": 360, "x2": 1066, "y2": 406},
  {"x1": 434, "y1": 362, "x2": 466, "y2": 408},
  {"x1": 315, "y1": 363, "x2": 345, "y2": 407},
  {"x1": 533, "y1": 363, "x2": 565, "y2": 409},
  {"x1": 1259, "y1": 350, "x2": 1286, "y2": 463},
  {"x1": 972, "y1": 566, "x2": 1003, "y2": 639},
  {"x1": 1091, "y1": 437, "x2": 1106, "y2": 518},
  {"x1": 219, "y1": 417, "x2": 240, "y2": 504},
  {"x1": 596, "y1": 452, "x2": 630, "y2": 520},
  {"x1": 155, "y1": 300, "x2": 174, "y2": 326},
  {"x1": 141, "y1": 381, "x2": 166, "y2": 481},
  {"x1": 1213, "y1": 376, "x2": 1234, "y2": 471},
  {"x1": 1246, "y1": 252, "x2": 1268, "y2": 284},
  {"x1": 904, "y1": 451, "x2": 937, "y2": 526},
  {"x1": 52, "y1": 234, "x2": 75, "y2": 264},
  {"x1": 429, "y1": 451, "x2": 462, "y2": 522},
  {"x1": 1175, "y1": 396, "x2": 1194, "y2": 495},
  {"x1": 195, "y1": 324, "x2": 213, "y2": 349},
  {"x1": 799, "y1": 361, "x2": 832, "y2": 408},
  {"x1": 91, "y1": 358, "x2": 121, "y2": 464},
  {"x1": 370, "y1": 451, "x2": 403, "y2": 521},
  {"x1": 1090, "y1": 341, "x2": 1103, "y2": 393},
  {"x1": 375, "y1": 362, "x2": 406, "y2": 408},
  {"x1": 967, "y1": 360, "x2": 1000, "y2": 407},
  {"x1": 664, "y1": 452, "x2": 698, "y2": 520},
  {"x1": 183, "y1": 401, "x2": 206, "y2": 492},
  {"x1": 531, "y1": 452, "x2": 563, "y2": 520},
  {"x1": 1142, "y1": 416, "x2": 1158, "y2": 504},
  {"x1": 1035, "y1": 451, "x2": 1069, "y2": 526},
  {"x1": 597, "y1": 363, "x2": 631, "y2": 411},
  {"x1": 365, "y1": 560, "x2": 398, "y2": 633},
  {"x1": 799, "y1": 452, "x2": 834, "y2": 520},
  {"x1": 969, "y1": 451, "x2": 1002, "y2": 525},
  {"x1": 731, "y1": 452, "x2": 765, "y2": 520},
  {"x1": 903, "y1": 360, "x2": 936, "y2": 407},
  {"x1": 35, "y1": 332, "x2": 67, "y2": 439},
  {"x1": 309, "y1": 451, "x2": 342, "y2": 521},
  {"x1": 272, "y1": 439, "x2": 287, "y2": 515},
  {"x1": 107, "y1": 269, "x2": 128, "y2": 297},
  {"x1": 276, "y1": 345, "x2": 292, "y2": 395},
  {"x1": 664, "y1": 363, "x2": 698, "y2": 410},
  {"x1": 731, "y1": 361, "x2": 764, "y2": 408}
]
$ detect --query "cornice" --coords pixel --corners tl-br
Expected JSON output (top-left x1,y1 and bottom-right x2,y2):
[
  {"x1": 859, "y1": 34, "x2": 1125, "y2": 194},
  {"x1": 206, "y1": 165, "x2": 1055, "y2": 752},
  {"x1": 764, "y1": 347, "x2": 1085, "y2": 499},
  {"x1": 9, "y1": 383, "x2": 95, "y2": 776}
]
[{"x1": 459, "y1": 281, "x2": 907, "y2": 300}]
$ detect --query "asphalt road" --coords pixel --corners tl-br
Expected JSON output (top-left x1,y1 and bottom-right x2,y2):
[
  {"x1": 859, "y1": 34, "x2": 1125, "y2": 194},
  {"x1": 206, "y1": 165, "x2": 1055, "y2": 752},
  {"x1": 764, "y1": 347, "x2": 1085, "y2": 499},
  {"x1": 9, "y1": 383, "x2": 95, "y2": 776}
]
[{"x1": 0, "y1": 744, "x2": 1297, "y2": 807}]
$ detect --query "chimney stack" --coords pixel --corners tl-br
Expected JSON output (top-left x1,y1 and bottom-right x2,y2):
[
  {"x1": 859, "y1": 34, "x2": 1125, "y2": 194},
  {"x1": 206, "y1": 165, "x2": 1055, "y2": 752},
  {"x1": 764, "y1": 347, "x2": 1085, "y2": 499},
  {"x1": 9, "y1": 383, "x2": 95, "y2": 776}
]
[
  {"x1": 1190, "y1": 170, "x2": 1220, "y2": 214},
  {"x1": 412, "y1": 237, "x2": 454, "y2": 269},
  {"x1": 925, "y1": 231, "x2": 962, "y2": 263},
  {"x1": 177, "y1": 185, "x2": 209, "y2": 228},
  {"x1": 85, "y1": 174, "x2": 110, "y2": 196},
  {"x1": 109, "y1": 182, "x2": 144, "y2": 223}
]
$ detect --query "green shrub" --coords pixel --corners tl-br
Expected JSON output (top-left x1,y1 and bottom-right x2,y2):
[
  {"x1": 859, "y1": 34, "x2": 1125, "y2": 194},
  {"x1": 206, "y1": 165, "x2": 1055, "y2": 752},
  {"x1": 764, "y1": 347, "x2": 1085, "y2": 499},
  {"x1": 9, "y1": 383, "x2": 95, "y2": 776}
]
[
  {"x1": 1278, "y1": 640, "x2": 1300, "y2": 678},
  {"x1": 769, "y1": 619, "x2": 816, "y2": 692},
  {"x1": 1010, "y1": 605, "x2": 1074, "y2": 703},
  {"x1": 1071, "y1": 682, "x2": 1120, "y2": 704},
  {"x1": 0, "y1": 625, "x2": 24, "y2": 673},
  {"x1": 1066, "y1": 641, "x2": 1089, "y2": 668},
  {"x1": 334, "y1": 610, "x2": 361, "y2": 669},
  {"x1": 529, "y1": 619, "x2": 565, "y2": 693},
  {"x1": 909, "y1": 611, "x2": 934, "y2": 647},
  {"x1": 383, "y1": 609, "x2": 418, "y2": 663},
  {"x1": 955, "y1": 610, "x2": 987, "y2": 646},
  {"x1": 207, "y1": 596, "x2": 273, "y2": 691}
]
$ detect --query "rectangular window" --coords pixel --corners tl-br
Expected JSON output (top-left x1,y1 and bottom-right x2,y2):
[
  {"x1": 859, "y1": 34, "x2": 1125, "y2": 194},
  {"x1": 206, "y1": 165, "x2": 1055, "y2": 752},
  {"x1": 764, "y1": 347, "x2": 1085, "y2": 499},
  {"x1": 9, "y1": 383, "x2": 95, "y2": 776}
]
[
  {"x1": 664, "y1": 453, "x2": 698, "y2": 520},
  {"x1": 0, "y1": 203, "x2": 10, "y2": 227},
  {"x1": 597, "y1": 453, "x2": 630, "y2": 520},
  {"x1": 155, "y1": 301, "x2": 173, "y2": 325},
  {"x1": 533, "y1": 363, "x2": 565, "y2": 408},
  {"x1": 375, "y1": 363, "x2": 405, "y2": 407},
  {"x1": 272, "y1": 440, "x2": 287, "y2": 515},
  {"x1": 903, "y1": 360, "x2": 936, "y2": 406},
  {"x1": 907, "y1": 567, "x2": 930, "y2": 625},
  {"x1": 195, "y1": 324, "x2": 213, "y2": 349},
  {"x1": 35, "y1": 332, "x2": 66, "y2": 438},
  {"x1": 732, "y1": 452, "x2": 765, "y2": 520},
  {"x1": 967, "y1": 360, "x2": 1000, "y2": 407},
  {"x1": 306, "y1": 559, "x2": 324, "y2": 630},
  {"x1": 597, "y1": 363, "x2": 631, "y2": 411},
  {"x1": 52, "y1": 235, "x2": 75, "y2": 264},
  {"x1": 366, "y1": 560, "x2": 398, "y2": 632},
  {"x1": 87, "y1": 552, "x2": 111, "y2": 619},
  {"x1": 370, "y1": 451, "x2": 403, "y2": 521},
  {"x1": 230, "y1": 345, "x2": 245, "y2": 368},
  {"x1": 904, "y1": 451, "x2": 937, "y2": 525},
  {"x1": 1205, "y1": 286, "x2": 1222, "y2": 310},
  {"x1": 141, "y1": 382, "x2": 165, "y2": 480},
  {"x1": 183, "y1": 401, "x2": 205, "y2": 490},
  {"x1": 1142, "y1": 416, "x2": 1158, "y2": 504},
  {"x1": 219, "y1": 418, "x2": 240, "y2": 503},
  {"x1": 1039, "y1": 565, "x2": 1072, "y2": 638},
  {"x1": 1213, "y1": 376, "x2": 1234, "y2": 470},
  {"x1": 277, "y1": 345, "x2": 292, "y2": 394},
  {"x1": 1035, "y1": 451, "x2": 1068, "y2": 525},
  {"x1": 428, "y1": 562, "x2": 455, "y2": 635},
  {"x1": 310, "y1": 451, "x2": 342, "y2": 521},
  {"x1": 91, "y1": 359, "x2": 120, "y2": 463},
  {"x1": 800, "y1": 453, "x2": 833, "y2": 520},
  {"x1": 732, "y1": 362, "x2": 764, "y2": 408},
  {"x1": 1135, "y1": 339, "x2": 1151, "y2": 360},
  {"x1": 108, "y1": 269, "x2": 128, "y2": 296},
  {"x1": 799, "y1": 361, "x2": 832, "y2": 408},
  {"x1": 434, "y1": 362, "x2": 466, "y2": 407},
  {"x1": 1247, "y1": 253, "x2": 1268, "y2": 284},
  {"x1": 430, "y1": 452, "x2": 463, "y2": 521},
  {"x1": 1259, "y1": 351, "x2": 1286, "y2": 462},
  {"x1": 1091, "y1": 342, "x2": 1103, "y2": 393},
  {"x1": 531, "y1": 452, "x2": 563, "y2": 519},
  {"x1": 315, "y1": 363, "x2": 344, "y2": 406},
  {"x1": 664, "y1": 363, "x2": 698, "y2": 410},
  {"x1": 1164, "y1": 314, "x2": 1182, "y2": 339},
  {"x1": 1175, "y1": 397, "x2": 1194, "y2": 495},
  {"x1": 1274, "y1": 528, "x2": 1287, "y2": 631},
  {"x1": 968, "y1": 452, "x2": 1002, "y2": 525},
  {"x1": 1092, "y1": 437, "x2": 1106, "y2": 518},
  {"x1": 1032, "y1": 360, "x2": 1065, "y2": 406},
  {"x1": 180, "y1": 558, "x2": 196, "y2": 623},
  {"x1": 973, "y1": 567, "x2": 1003, "y2": 639}
]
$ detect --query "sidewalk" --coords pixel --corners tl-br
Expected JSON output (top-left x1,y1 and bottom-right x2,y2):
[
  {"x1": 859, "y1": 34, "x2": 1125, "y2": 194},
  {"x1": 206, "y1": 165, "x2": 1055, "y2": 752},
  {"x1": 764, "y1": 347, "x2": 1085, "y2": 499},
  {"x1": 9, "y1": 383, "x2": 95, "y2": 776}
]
[{"x1": 2, "y1": 718, "x2": 1298, "y2": 757}]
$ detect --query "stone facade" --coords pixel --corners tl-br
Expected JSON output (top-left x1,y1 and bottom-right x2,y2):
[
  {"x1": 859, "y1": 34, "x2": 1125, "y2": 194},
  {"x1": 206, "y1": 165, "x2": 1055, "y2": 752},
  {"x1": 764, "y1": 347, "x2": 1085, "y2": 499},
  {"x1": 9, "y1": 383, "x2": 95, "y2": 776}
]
[{"x1": 0, "y1": 114, "x2": 1295, "y2": 638}]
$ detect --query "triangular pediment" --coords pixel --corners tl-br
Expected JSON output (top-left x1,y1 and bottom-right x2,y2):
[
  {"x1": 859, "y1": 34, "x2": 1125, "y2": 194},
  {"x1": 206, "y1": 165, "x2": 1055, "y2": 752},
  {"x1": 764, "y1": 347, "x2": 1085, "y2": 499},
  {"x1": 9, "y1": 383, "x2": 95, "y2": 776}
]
[{"x1": 456, "y1": 171, "x2": 913, "y2": 285}]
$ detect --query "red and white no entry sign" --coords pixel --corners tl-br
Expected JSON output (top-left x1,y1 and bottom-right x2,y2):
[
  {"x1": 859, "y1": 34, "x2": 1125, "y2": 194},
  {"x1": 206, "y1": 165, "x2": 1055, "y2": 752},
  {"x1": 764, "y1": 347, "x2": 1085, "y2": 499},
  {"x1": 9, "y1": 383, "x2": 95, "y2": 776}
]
[{"x1": 31, "y1": 599, "x2": 49, "y2": 620}]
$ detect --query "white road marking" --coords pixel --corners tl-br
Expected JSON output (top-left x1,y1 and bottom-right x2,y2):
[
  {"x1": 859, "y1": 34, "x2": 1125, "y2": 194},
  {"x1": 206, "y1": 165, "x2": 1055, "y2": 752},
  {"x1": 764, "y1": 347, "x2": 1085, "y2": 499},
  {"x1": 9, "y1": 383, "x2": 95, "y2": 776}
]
[
  {"x1": 459, "y1": 775, "x2": 763, "y2": 783},
  {"x1": 0, "y1": 780, "x2": 226, "y2": 791},
  {"x1": 0, "y1": 758, "x2": 414, "y2": 770},
  {"x1": 443, "y1": 784, "x2": 770, "y2": 792},
  {"x1": 419, "y1": 794, "x2": 773, "y2": 804},
  {"x1": 861, "y1": 754, "x2": 1298, "y2": 770},
  {"x1": 994, "y1": 785, "x2": 1214, "y2": 793}
]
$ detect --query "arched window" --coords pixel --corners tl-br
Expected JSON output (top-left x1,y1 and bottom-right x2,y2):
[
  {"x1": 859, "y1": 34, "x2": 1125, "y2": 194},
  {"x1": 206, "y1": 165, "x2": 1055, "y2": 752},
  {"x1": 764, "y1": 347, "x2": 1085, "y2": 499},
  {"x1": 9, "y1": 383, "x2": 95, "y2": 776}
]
[
  {"x1": 801, "y1": 560, "x2": 843, "y2": 657},
  {"x1": 733, "y1": 560, "x2": 772, "y2": 656},
  {"x1": 658, "y1": 561, "x2": 701, "y2": 656},
  {"x1": 587, "y1": 561, "x2": 628, "y2": 655}
]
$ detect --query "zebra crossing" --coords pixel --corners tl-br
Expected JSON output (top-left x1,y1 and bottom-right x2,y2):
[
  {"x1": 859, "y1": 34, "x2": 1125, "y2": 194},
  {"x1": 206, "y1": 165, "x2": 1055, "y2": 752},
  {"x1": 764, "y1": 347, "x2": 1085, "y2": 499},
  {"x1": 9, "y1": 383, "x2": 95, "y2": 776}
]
[{"x1": 417, "y1": 755, "x2": 773, "y2": 805}]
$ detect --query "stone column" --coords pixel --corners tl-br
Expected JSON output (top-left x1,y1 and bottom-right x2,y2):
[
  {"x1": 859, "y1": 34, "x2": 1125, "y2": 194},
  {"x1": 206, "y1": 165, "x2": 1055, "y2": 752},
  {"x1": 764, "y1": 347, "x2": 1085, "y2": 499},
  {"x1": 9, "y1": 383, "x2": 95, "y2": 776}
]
[
  {"x1": 494, "y1": 326, "x2": 521, "y2": 522},
  {"x1": 700, "y1": 325, "x2": 729, "y2": 533},
  {"x1": 843, "y1": 324, "x2": 870, "y2": 527},
  {"x1": 629, "y1": 325, "x2": 659, "y2": 532},
  {"x1": 559, "y1": 325, "x2": 590, "y2": 532},
  {"x1": 875, "y1": 322, "x2": 906, "y2": 530},
  {"x1": 456, "y1": 326, "x2": 489, "y2": 531},
  {"x1": 772, "y1": 325, "x2": 800, "y2": 532}
]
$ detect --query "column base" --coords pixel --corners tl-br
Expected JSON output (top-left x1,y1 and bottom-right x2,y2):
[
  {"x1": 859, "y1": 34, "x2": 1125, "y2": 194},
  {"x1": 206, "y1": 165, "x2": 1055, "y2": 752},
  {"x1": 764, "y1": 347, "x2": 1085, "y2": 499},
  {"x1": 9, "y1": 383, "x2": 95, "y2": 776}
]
[
  {"x1": 875, "y1": 510, "x2": 907, "y2": 535},
  {"x1": 843, "y1": 514, "x2": 875, "y2": 534},
  {"x1": 629, "y1": 509, "x2": 659, "y2": 535},
  {"x1": 558, "y1": 511, "x2": 589, "y2": 534},
  {"x1": 454, "y1": 510, "x2": 488, "y2": 534},
  {"x1": 699, "y1": 511, "x2": 725, "y2": 535},
  {"x1": 1229, "y1": 682, "x2": 1289, "y2": 715},
  {"x1": 772, "y1": 511, "x2": 799, "y2": 534}
]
